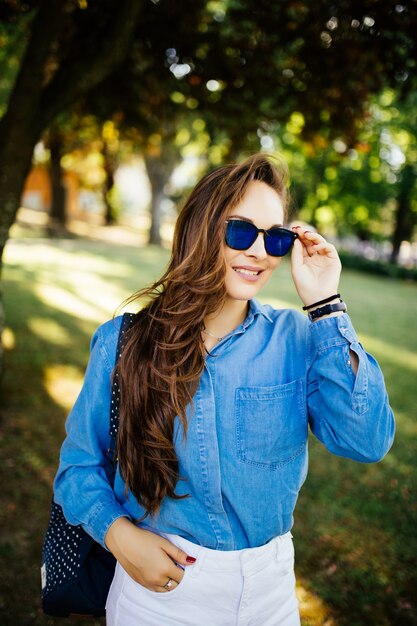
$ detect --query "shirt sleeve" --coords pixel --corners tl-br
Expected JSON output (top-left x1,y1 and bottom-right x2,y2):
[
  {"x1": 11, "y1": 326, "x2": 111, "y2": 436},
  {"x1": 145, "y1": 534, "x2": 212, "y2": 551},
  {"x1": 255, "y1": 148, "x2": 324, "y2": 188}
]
[
  {"x1": 53, "y1": 318, "x2": 131, "y2": 548},
  {"x1": 306, "y1": 313, "x2": 395, "y2": 463}
]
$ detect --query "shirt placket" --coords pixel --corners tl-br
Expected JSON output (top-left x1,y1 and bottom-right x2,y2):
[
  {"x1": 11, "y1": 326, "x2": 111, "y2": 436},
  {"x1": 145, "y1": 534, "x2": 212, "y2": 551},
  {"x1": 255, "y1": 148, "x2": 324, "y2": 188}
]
[
  {"x1": 196, "y1": 320, "x2": 256, "y2": 549},
  {"x1": 195, "y1": 363, "x2": 234, "y2": 548}
]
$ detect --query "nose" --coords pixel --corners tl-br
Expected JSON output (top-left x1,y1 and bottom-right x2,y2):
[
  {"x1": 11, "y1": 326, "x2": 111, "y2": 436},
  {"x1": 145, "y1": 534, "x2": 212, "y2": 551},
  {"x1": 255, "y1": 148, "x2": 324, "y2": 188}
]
[{"x1": 245, "y1": 232, "x2": 268, "y2": 259}]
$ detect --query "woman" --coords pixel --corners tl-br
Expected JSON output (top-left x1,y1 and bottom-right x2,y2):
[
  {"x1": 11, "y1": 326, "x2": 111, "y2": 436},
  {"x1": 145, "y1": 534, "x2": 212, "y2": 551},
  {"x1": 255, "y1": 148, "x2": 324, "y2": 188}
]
[{"x1": 54, "y1": 153, "x2": 395, "y2": 625}]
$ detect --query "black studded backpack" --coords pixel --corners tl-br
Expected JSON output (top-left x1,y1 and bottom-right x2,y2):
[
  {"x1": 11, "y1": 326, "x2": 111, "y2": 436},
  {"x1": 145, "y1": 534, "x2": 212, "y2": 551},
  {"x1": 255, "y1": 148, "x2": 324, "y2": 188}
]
[{"x1": 41, "y1": 312, "x2": 136, "y2": 617}]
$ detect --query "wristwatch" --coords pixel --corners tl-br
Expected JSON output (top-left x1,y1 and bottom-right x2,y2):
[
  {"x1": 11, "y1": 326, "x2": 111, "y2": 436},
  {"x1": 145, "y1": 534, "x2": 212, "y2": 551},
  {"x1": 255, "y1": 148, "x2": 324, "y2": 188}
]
[{"x1": 308, "y1": 301, "x2": 347, "y2": 321}]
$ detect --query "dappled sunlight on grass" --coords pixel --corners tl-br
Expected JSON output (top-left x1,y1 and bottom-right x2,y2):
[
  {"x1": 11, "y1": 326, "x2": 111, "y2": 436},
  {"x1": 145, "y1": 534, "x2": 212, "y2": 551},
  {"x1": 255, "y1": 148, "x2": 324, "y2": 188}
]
[
  {"x1": 2, "y1": 229, "x2": 417, "y2": 626},
  {"x1": 358, "y1": 333, "x2": 417, "y2": 373},
  {"x1": 44, "y1": 365, "x2": 84, "y2": 412},
  {"x1": 338, "y1": 270, "x2": 417, "y2": 355},
  {"x1": 28, "y1": 317, "x2": 74, "y2": 348},
  {"x1": 2, "y1": 326, "x2": 15, "y2": 350},
  {"x1": 296, "y1": 578, "x2": 337, "y2": 626},
  {"x1": 36, "y1": 282, "x2": 105, "y2": 321},
  {"x1": 5, "y1": 238, "x2": 171, "y2": 325}
]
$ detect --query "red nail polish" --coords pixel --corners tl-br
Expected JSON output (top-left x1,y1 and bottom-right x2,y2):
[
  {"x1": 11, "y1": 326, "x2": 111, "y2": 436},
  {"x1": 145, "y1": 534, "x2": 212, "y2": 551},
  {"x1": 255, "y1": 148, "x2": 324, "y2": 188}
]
[{"x1": 186, "y1": 556, "x2": 196, "y2": 563}]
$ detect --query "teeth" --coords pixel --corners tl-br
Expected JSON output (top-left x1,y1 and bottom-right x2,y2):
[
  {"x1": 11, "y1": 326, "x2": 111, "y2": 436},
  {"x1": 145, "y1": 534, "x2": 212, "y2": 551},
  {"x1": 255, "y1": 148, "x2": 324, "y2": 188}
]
[{"x1": 234, "y1": 268, "x2": 259, "y2": 276}]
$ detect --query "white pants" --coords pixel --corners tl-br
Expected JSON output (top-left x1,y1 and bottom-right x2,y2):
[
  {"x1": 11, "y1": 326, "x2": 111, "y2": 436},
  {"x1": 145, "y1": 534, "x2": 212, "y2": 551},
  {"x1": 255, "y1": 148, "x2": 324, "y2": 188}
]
[{"x1": 106, "y1": 532, "x2": 300, "y2": 626}]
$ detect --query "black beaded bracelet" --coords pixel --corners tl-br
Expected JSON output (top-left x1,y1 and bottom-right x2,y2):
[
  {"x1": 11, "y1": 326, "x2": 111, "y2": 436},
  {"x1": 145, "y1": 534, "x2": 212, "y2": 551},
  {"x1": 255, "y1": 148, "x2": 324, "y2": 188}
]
[
  {"x1": 302, "y1": 293, "x2": 341, "y2": 311},
  {"x1": 308, "y1": 301, "x2": 347, "y2": 321}
]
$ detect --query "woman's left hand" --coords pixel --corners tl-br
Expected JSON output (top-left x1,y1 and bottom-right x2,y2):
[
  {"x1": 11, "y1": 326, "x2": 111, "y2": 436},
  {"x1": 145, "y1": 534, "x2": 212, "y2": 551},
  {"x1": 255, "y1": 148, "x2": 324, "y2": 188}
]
[{"x1": 290, "y1": 225, "x2": 342, "y2": 307}]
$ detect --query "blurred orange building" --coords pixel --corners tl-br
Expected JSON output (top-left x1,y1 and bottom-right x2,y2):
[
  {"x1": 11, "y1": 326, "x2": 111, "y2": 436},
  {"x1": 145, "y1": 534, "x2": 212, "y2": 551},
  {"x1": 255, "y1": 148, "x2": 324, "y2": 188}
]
[{"x1": 21, "y1": 165, "x2": 80, "y2": 216}]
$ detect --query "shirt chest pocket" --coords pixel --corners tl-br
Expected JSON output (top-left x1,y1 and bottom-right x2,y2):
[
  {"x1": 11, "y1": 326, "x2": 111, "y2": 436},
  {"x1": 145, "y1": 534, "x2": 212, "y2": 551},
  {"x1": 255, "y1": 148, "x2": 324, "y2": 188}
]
[{"x1": 235, "y1": 379, "x2": 307, "y2": 470}]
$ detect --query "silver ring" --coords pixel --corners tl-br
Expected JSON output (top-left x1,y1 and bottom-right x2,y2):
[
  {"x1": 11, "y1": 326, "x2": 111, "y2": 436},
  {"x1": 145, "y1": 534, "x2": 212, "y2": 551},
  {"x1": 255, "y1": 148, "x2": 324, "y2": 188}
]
[{"x1": 163, "y1": 577, "x2": 173, "y2": 590}]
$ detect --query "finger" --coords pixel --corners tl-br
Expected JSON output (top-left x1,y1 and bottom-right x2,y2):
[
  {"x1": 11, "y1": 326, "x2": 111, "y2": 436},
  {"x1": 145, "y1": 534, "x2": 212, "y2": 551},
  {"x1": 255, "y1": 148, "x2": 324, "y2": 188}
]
[
  {"x1": 169, "y1": 563, "x2": 185, "y2": 583},
  {"x1": 290, "y1": 237, "x2": 305, "y2": 270},
  {"x1": 300, "y1": 233, "x2": 334, "y2": 257},
  {"x1": 292, "y1": 224, "x2": 316, "y2": 235},
  {"x1": 309, "y1": 241, "x2": 335, "y2": 254},
  {"x1": 309, "y1": 242, "x2": 339, "y2": 257},
  {"x1": 294, "y1": 229, "x2": 323, "y2": 251},
  {"x1": 159, "y1": 562, "x2": 185, "y2": 589},
  {"x1": 301, "y1": 230, "x2": 326, "y2": 244},
  {"x1": 292, "y1": 225, "x2": 320, "y2": 239},
  {"x1": 162, "y1": 540, "x2": 197, "y2": 568},
  {"x1": 298, "y1": 236, "x2": 317, "y2": 257},
  {"x1": 157, "y1": 578, "x2": 180, "y2": 593}
]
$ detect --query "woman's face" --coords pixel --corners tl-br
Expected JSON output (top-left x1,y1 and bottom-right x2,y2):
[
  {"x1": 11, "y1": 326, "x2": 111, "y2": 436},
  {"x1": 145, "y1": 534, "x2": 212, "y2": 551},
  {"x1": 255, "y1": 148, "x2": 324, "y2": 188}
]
[{"x1": 223, "y1": 180, "x2": 285, "y2": 302}]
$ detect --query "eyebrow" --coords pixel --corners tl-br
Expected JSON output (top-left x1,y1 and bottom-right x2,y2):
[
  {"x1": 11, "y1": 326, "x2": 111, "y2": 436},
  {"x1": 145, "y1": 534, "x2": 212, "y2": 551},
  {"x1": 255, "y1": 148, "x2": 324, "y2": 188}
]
[{"x1": 228, "y1": 214, "x2": 284, "y2": 228}]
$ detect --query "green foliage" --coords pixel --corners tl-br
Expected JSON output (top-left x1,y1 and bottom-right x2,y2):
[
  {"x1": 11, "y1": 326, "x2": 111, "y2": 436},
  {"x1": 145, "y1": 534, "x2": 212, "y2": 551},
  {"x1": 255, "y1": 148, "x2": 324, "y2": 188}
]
[
  {"x1": 0, "y1": 11, "x2": 32, "y2": 116},
  {"x1": 1, "y1": 0, "x2": 417, "y2": 260},
  {"x1": 3, "y1": 0, "x2": 417, "y2": 149},
  {"x1": 191, "y1": 0, "x2": 417, "y2": 148},
  {"x1": 276, "y1": 89, "x2": 417, "y2": 250}
]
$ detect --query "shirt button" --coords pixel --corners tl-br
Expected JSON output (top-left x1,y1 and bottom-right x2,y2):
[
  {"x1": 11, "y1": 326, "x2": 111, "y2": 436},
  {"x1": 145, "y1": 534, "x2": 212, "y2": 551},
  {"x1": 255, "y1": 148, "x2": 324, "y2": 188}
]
[{"x1": 347, "y1": 360, "x2": 351, "y2": 366}]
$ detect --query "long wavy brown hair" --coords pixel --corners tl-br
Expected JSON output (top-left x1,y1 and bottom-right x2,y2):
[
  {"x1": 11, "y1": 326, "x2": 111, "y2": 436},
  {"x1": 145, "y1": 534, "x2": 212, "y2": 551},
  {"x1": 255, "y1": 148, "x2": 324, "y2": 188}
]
[{"x1": 115, "y1": 153, "x2": 289, "y2": 518}]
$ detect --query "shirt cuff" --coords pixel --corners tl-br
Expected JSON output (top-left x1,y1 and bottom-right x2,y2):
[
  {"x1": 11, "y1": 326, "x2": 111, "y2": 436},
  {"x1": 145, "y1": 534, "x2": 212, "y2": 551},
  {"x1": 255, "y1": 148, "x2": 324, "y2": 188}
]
[
  {"x1": 309, "y1": 313, "x2": 358, "y2": 353},
  {"x1": 85, "y1": 499, "x2": 132, "y2": 549}
]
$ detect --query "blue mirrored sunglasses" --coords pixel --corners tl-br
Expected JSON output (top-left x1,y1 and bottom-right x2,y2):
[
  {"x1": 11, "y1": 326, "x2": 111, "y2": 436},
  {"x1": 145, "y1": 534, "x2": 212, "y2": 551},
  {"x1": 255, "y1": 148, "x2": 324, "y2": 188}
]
[{"x1": 225, "y1": 219, "x2": 298, "y2": 257}]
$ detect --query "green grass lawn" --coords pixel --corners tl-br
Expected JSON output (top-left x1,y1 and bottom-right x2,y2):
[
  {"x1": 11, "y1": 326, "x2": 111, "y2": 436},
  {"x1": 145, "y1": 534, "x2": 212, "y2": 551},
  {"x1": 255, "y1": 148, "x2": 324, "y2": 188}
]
[{"x1": 1, "y1": 224, "x2": 416, "y2": 626}]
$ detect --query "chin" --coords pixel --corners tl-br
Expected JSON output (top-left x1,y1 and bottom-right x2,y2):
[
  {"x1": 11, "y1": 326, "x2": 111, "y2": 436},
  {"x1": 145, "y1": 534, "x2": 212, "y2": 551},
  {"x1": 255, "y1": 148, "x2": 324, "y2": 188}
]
[{"x1": 225, "y1": 285, "x2": 262, "y2": 301}]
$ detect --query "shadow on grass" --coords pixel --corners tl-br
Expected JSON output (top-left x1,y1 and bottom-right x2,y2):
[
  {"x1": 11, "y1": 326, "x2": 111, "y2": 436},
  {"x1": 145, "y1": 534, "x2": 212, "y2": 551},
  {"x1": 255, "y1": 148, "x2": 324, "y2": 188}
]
[
  {"x1": 0, "y1": 278, "x2": 105, "y2": 626},
  {"x1": 1, "y1": 236, "x2": 417, "y2": 626},
  {"x1": 294, "y1": 429, "x2": 417, "y2": 626},
  {"x1": 1, "y1": 236, "x2": 170, "y2": 625}
]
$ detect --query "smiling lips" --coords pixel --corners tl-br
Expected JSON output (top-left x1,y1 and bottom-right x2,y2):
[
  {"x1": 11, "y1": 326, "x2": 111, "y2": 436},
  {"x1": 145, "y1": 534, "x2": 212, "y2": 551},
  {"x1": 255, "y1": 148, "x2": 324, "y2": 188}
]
[{"x1": 232, "y1": 265, "x2": 265, "y2": 282}]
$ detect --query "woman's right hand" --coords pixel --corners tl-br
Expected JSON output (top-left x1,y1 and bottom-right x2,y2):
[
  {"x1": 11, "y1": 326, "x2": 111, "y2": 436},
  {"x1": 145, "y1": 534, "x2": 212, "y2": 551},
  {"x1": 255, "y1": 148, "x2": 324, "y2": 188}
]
[{"x1": 105, "y1": 517, "x2": 196, "y2": 592}]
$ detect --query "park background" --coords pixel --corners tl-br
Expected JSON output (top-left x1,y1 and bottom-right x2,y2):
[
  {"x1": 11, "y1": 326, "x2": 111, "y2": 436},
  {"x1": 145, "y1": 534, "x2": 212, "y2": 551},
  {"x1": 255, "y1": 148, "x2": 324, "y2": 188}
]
[{"x1": 0, "y1": 1, "x2": 416, "y2": 625}]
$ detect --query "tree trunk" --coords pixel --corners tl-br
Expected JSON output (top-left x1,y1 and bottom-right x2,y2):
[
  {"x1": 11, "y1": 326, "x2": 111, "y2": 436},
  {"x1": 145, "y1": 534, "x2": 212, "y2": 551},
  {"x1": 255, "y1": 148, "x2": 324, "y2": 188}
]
[
  {"x1": 0, "y1": 1, "x2": 71, "y2": 380},
  {"x1": 104, "y1": 171, "x2": 116, "y2": 226},
  {"x1": 48, "y1": 129, "x2": 67, "y2": 233},
  {"x1": 0, "y1": 0, "x2": 143, "y2": 375},
  {"x1": 0, "y1": 265, "x2": 5, "y2": 385},
  {"x1": 390, "y1": 164, "x2": 415, "y2": 264},
  {"x1": 0, "y1": 0, "x2": 143, "y2": 260},
  {"x1": 144, "y1": 149, "x2": 179, "y2": 246},
  {"x1": 102, "y1": 142, "x2": 117, "y2": 226},
  {"x1": 0, "y1": 1, "x2": 69, "y2": 261},
  {"x1": 149, "y1": 188, "x2": 165, "y2": 246},
  {"x1": 145, "y1": 157, "x2": 165, "y2": 246}
]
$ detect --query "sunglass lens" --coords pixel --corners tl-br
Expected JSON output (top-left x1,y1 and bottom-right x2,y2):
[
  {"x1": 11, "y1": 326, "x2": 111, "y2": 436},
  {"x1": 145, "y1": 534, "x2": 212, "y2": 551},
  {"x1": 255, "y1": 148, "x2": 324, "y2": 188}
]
[
  {"x1": 225, "y1": 220, "x2": 257, "y2": 250},
  {"x1": 265, "y1": 229, "x2": 295, "y2": 256}
]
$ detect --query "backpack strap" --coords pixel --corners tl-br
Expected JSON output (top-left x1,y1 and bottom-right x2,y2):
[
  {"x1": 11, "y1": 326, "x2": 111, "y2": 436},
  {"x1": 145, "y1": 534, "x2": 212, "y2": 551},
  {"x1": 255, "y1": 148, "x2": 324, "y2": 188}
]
[{"x1": 105, "y1": 312, "x2": 137, "y2": 476}]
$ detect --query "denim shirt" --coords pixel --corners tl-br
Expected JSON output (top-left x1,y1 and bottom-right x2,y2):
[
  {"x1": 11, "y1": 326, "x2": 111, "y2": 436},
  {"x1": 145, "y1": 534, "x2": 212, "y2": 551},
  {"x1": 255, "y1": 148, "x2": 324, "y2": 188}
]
[{"x1": 54, "y1": 299, "x2": 395, "y2": 551}]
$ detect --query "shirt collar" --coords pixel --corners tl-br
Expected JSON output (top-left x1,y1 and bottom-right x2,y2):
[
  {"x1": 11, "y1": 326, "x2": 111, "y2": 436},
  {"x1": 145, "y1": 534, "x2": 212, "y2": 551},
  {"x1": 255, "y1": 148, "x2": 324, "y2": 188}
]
[
  {"x1": 244, "y1": 299, "x2": 273, "y2": 328},
  {"x1": 205, "y1": 299, "x2": 273, "y2": 356}
]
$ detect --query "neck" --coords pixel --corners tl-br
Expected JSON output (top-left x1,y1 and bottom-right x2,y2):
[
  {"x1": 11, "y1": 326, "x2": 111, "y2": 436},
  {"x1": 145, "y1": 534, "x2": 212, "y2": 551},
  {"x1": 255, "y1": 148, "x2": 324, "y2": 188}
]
[{"x1": 204, "y1": 298, "x2": 249, "y2": 339}]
